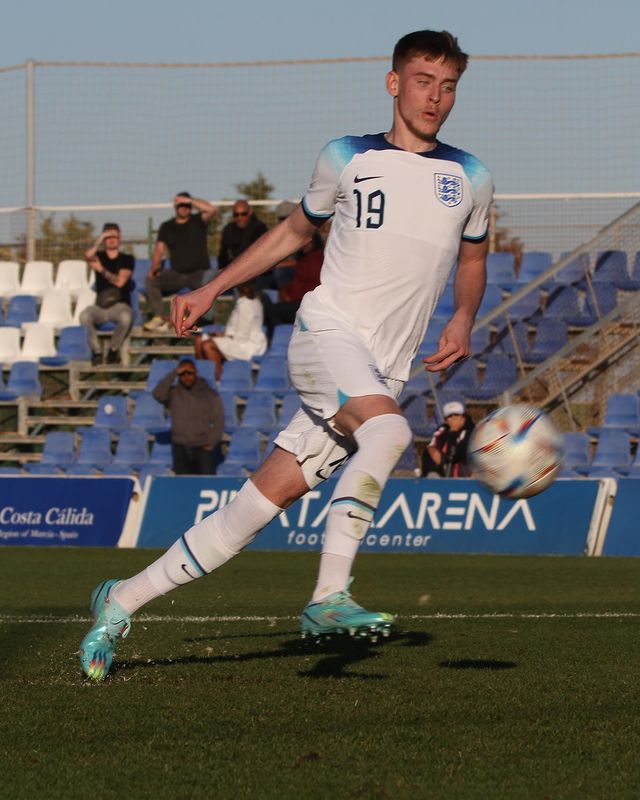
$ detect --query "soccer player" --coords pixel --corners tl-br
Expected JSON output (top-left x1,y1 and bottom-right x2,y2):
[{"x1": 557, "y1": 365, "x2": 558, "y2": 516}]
[{"x1": 80, "y1": 29, "x2": 493, "y2": 680}]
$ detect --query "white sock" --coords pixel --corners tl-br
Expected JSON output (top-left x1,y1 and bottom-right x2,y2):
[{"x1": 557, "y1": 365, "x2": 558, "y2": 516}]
[
  {"x1": 112, "y1": 480, "x2": 282, "y2": 615},
  {"x1": 311, "y1": 413, "x2": 412, "y2": 603}
]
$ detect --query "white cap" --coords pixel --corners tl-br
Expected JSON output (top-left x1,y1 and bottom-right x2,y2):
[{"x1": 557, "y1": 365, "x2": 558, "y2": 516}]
[{"x1": 443, "y1": 400, "x2": 465, "y2": 417}]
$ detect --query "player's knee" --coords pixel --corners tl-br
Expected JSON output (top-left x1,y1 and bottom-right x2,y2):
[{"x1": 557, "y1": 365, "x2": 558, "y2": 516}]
[{"x1": 356, "y1": 413, "x2": 413, "y2": 458}]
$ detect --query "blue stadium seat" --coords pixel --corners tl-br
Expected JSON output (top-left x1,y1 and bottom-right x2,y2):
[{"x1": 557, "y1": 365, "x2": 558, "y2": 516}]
[
  {"x1": 55, "y1": 325, "x2": 92, "y2": 362},
  {"x1": 400, "y1": 394, "x2": 434, "y2": 438},
  {"x1": 589, "y1": 430, "x2": 632, "y2": 471},
  {"x1": 26, "y1": 463, "x2": 62, "y2": 475},
  {"x1": 466, "y1": 354, "x2": 517, "y2": 400},
  {"x1": 507, "y1": 289, "x2": 541, "y2": 322},
  {"x1": 418, "y1": 322, "x2": 444, "y2": 356},
  {"x1": 584, "y1": 466, "x2": 620, "y2": 480},
  {"x1": 0, "y1": 361, "x2": 42, "y2": 399},
  {"x1": 148, "y1": 440, "x2": 172, "y2": 467},
  {"x1": 223, "y1": 429, "x2": 261, "y2": 472},
  {"x1": 527, "y1": 319, "x2": 567, "y2": 363},
  {"x1": 470, "y1": 325, "x2": 490, "y2": 356},
  {"x1": 216, "y1": 461, "x2": 248, "y2": 477},
  {"x1": 39, "y1": 431, "x2": 76, "y2": 469},
  {"x1": 218, "y1": 361, "x2": 253, "y2": 396},
  {"x1": 111, "y1": 426, "x2": 149, "y2": 470},
  {"x1": 0, "y1": 466, "x2": 23, "y2": 474},
  {"x1": 75, "y1": 427, "x2": 112, "y2": 470},
  {"x1": 544, "y1": 286, "x2": 582, "y2": 323},
  {"x1": 566, "y1": 284, "x2": 617, "y2": 327},
  {"x1": 95, "y1": 395, "x2": 129, "y2": 433},
  {"x1": 554, "y1": 252, "x2": 590, "y2": 286},
  {"x1": 477, "y1": 284, "x2": 503, "y2": 319},
  {"x1": 65, "y1": 463, "x2": 100, "y2": 476},
  {"x1": 562, "y1": 432, "x2": 591, "y2": 472},
  {"x1": 588, "y1": 394, "x2": 640, "y2": 436},
  {"x1": 138, "y1": 464, "x2": 172, "y2": 486},
  {"x1": 145, "y1": 359, "x2": 178, "y2": 392},
  {"x1": 592, "y1": 250, "x2": 631, "y2": 289},
  {"x1": 194, "y1": 359, "x2": 217, "y2": 389},
  {"x1": 240, "y1": 393, "x2": 277, "y2": 434},
  {"x1": 131, "y1": 391, "x2": 169, "y2": 434},
  {"x1": 218, "y1": 390, "x2": 239, "y2": 434},
  {"x1": 5, "y1": 295, "x2": 38, "y2": 327},
  {"x1": 101, "y1": 463, "x2": 133, "y2": 476},
  {"x1": 277, "y1": 393, "x2": 301, "y2": 429},
  {"x1": 486, "y1": 252, "x2": 515, "y2": 290},
  {"x1": 440, "y1": 358, "x2": 478, "y2": 396},
  {"x1": 269, "y1": 324, "x2": 294, "y2": 355},
  {"x1": 495, "y1": 321, "x2": 529, "y2": 359},
  {"x1": 516, "y1": 251, "x2": 553, "y2": 286},
  {"x1": 254, "y1": 356, "x2": 290, "y2": 396},
  {"x1": 624, "y1": 464, "x2": 640, "y2": 480}
]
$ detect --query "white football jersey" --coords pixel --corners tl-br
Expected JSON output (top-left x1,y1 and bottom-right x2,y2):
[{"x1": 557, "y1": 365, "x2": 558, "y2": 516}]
[{"x1": 299, "y1": 133, "x2": 494, "y2": 380}]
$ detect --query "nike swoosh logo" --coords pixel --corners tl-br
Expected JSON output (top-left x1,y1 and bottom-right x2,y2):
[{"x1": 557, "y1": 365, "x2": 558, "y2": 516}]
[
  {"x1": 347, "y1": 510, "x2": 371, "y2": 523},
  {"x1": 181, "y1": 563, "x2": 195, "y2": 579},
  {"x1": 354, "y1": 175, "x2": 383, "y2": 183}
]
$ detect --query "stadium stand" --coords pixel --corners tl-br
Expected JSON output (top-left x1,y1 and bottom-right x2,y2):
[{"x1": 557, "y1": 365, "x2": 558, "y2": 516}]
[
  {"x1": 516, "y1": 252, "x2": 553, "y2": 287},
  {"x1": 486, "y1": 252, "x2": 516, "y2": 290},
  {"x1": 74, "y1": 427, "x2": 112, "y2": 471},
  {"x1": 95, "y1": 395, "x2": 129, "y2": 433},
  {"x1": 0, "y1": 327, "x2": 21, "y2": 364},
  {"x1": 54, "y1": 260, "x2": 89, "y2": 296},
  {"x1": 240, "y1": 393, "x2": 277, "y2": 434},
  {"x1": 20, "y1": 261, "x2": 53, "y2": 296},
  {"x1": 20, "y1": 324, "x2": 58, "y2": 362},
  {"x1": 6, "y1": 295, "x2": 38, "y2": 327},
  {"x1": 0, "y1": 262, "x2": 21, "y2": 297},
  {"x1": 38, "y1": 290, "x2": 74, "y2": 328},
  {"x1": 0, "y1": 362, "x2": 42, "y2": 399}
]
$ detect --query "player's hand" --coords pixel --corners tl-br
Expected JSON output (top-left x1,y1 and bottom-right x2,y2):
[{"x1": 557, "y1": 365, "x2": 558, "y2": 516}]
[
  {"x1": 423, "y1": 314, "x2": 472, "y2": 372},
  {"x1": 171, "y1": 285, "x2": 215, "y2": 337}
]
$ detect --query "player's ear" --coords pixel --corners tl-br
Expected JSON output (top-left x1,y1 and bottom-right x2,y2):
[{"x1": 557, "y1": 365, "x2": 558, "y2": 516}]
[{"x1": 386, "y1": 70, "x2": 399, "y2": 98}]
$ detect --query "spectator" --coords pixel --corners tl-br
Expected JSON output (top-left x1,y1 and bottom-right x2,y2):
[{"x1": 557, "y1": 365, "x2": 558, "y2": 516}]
[
  {"x1": 194, "y1": 281, "x2": 267, "y2": 381},
  {"x1": 218, "y1": 200, "x2": 267, "y2": 271},
  {"x1": 81, "y1": 223, "x2": 134, "y2": 365},
  {"x1": 152, "y1": 358, "x2": 224, "y2": 475},
  {"x1": 262, "y1": 230, "x2": 324, "y2": 342},
  {"x1": 421, "y1": 400, "x2": 475, "y2": 477},
  {"x1": 144, "y1": 192, "x2": 216, "y2": 331}
]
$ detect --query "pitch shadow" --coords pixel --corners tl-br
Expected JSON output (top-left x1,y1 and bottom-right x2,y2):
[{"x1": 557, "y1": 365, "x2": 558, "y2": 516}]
[{"x1": 439, "y1": 659, "x2": 518, "y2": 670}]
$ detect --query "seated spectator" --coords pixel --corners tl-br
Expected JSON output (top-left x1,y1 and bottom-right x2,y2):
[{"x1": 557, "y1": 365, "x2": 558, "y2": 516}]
[
  {"x1": 218, "y1": 200, "x2": 268, "y2": 273},
  {"x1": 81, "y1": 222, "x2": 134, "y2": 365},
  {"x1": 144, "y1": 192, "x2": 217, "y2": 331},
  {"x1": 262, "y1": 230, "x2": 324, "y2": 342},
  {"x1": 194, "y1": 281, "x2": 267, "y2": 381},
  {"x1": 421, "y1": 400, "x2": 475, "y2": 478},
  {"x1": 152, "y1": 358, "x2": 224, "y2": 475}
]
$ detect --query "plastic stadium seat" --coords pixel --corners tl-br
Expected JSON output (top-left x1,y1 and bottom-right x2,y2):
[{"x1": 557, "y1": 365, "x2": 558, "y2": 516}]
[
  {"x1": 254, "y1": 356, "x2": 290, "y2": 395},
  {"x1": 590, "y1": 430, "x2": 632, "y2": 471},
  {"x1": 218, "y1": 390, "x2": 239, "y2": 434},
  {"x1": 73, "y1": 288, "x2": 97, "y2": 323},
  {"x1": 131, "y1": 392, "x2": 169, "y2": 434},
  {"x1": 55, "y1": 260, "x2": 89, "y2": 296},
  {"x1": 527, "y1": 319, "x2": 567, "y2": 363},
  {"x1": 20, "y1": 323, "x2": 58, "y2": 362},
  {"x1": 101, "y1": 463, "x2": 133, "y2": 476},
  {"x1": 562, "y1": 432, "x2": 590, "y2": 471},
  {"x1": 26, "y1": 463, "x2": 63, "y2": 475},
  {"x1": 0, "y1": 262, "x2": 21, "y2": 298},
  {"x1": 20, "y1": 261, "x2": 53, "y2": 296},
  {"x1": 589, "y1": 394, "x2": 640, "y2": 436},
  {"x1": 486, "y1": 252, "x2": 515, "y2": 290},
  {"x1": 592, "y1": 250, "x2": 629, "y2": 287},
  {"x1": 75, "y1": 427, "x2": 112, "y2": 469},
  {"x1": 544, "y1": 286, "x2": 582, "y2": 323},
  {"x1": 138, "y1": 464, "x2": 172, "y2": 486},
  {"x1": 219, "y1": 361, "x2": 253, "y2": 396},
  {"x1": 111, "y1": 427, "x2": 149, "y2": 470},
  {"x1": 38, "y1": 290, "x2": 74, "y2": 327},
  {"x1": 400, "y1": 394, "x2": 434, "y2": 438},
  {"x1": 625, "y1": 464, "x2": 640, "y2": 480},
  {"x1": 516, "y1": 252, "x2": 553, "y2": 286},
  {"x1": 554, "y1": 252, "x2": 590, "y2": 286},
  {"x1": 0, "y1": 466, "x2": 23, "y2": 475},
  {"x1": 277, "y1": 393, "x2": 301, "y2": 429},
  {"x1": 0, "y1": 327, "x2": 21, "y2": 365},
  {"x1": 95, "y1": 395, "x2": 129, "y2": 432},
  {"x1": 269, "y1": 324, "x2": 294, "y2": 355},
  {"x1": 417, "y1": 322, "x2": 444, "y2": 356},
  {"x1": 240, "y1": 393, "x2": 277, "y2": 434},
  {"x1": 65, "y1": 464, "x2": 100, "y2": 476},
  {"x1": 584, "y1": 466, "x2": 620, "y2": 480},
  {"x1": 5, "y1": 295, "x2": 38, "y2": 328},
  {"x1": 566, "y1": 284, "x2": 617, "y2": 327},
  {"x1": 495, "y1": 321, "x2": 529, "y2": 359},
  {"x1": 223, "y1": 429, "x2": 261, "y2": 472},
  {"x1": 466, "y1": 353, "x2": 517, "y2": 400},
  {"x1": 194, "y1": 359, "x2": 217, "y2": 389},
  {"x1": 145, "y1": 359, "x2": 178, "y2": 392},
  {"x1": 507, "y1": 289, "x2": 541, "y2": 322},
  {"x1": 441, "y1": 358, "x2": 478, "y2": 396},
  {"x1": 470, "y1": 325, "x2": 490, "y2": 356},
  {"x1": 216, "y1": 461, "x2": 248, "y2": 477},
  {"x1": 477, "y1": 284, "x2": 503, "y2": 319},
  {"x1": 0, "y1": 361, "x2": 42, "y2": 399},
  {"x1": 37, "y1": 431, "x2": 76, "y2": 469},
  {"x1": 54, "y1": 326, "x2": 92, "y2": 362},
  {"x1": 148, "y1": 440, "x2": 172, "y2": 467}
]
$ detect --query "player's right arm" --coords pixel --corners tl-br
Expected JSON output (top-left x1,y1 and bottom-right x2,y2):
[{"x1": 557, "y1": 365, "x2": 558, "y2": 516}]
[{"x1": 172, "y1": 205, "x2": 318, "y2": 336}]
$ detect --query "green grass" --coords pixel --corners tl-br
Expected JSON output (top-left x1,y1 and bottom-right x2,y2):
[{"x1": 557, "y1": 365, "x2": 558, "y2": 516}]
[{"x1": 2, "y1": 548, "x2": 640, "y2": 799}]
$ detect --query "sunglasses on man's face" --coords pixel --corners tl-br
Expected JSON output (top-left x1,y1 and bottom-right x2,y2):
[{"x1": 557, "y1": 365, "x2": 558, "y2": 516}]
[
  {"x1": 233, "y1": 211, "x2": 249, "y2": 218},
  {"x1": 176, "y1": 203, "x2": 192, "y2": 210},
  {"x1": 179, "y1": 370, "x2": 196, "y2": 377}
]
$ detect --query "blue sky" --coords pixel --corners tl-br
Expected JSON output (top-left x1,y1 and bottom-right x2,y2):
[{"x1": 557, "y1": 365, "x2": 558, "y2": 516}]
[{"x1": 2, "y1": 0, "x2": 639, "y2": 65}]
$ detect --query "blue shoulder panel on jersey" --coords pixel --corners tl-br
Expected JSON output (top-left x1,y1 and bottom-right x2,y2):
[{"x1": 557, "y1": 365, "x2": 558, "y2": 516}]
[
  {"x1": 427, "y1": 142, "x2": 492, "y2": 194},
  {"x1": 324, "y1": 133, "x2": 390, "y2": 175}
]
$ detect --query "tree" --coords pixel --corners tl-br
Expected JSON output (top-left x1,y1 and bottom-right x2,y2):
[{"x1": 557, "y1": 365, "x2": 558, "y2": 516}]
[
  {"x1": 235, "y1": 172, "x2": 274, "y2": 201},
  {"x1": 24, "y1": 214, "x2": 96, "y2": 263}
]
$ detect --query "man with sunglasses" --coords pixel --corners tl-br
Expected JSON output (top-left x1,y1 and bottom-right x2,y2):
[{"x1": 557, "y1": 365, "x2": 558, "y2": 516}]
[
  {"x1": 144, "y1": 192, "x2": 217, "y2": 331},
  {"x1": 217, "y1": 200, "x2": 268, "y2": 272}
]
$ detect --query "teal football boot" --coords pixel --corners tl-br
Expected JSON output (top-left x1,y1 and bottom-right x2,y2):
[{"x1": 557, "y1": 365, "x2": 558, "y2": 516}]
[
  {"x1": 300, "y1": 585, "x2": 394, "y2": 643},
  {"x1": 79, "y1": 579, "x2": 131, "y2": 680}
]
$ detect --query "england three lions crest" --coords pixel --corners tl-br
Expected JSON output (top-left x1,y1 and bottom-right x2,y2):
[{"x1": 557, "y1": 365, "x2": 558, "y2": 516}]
[{"x1": 434, "y1": 173, "x2": 463, "y2": 207}]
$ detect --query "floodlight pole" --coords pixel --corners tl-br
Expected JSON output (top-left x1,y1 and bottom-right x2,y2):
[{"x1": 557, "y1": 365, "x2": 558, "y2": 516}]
[{"x1": 26, "y1": 59, "x2": 36, "y2": 262}]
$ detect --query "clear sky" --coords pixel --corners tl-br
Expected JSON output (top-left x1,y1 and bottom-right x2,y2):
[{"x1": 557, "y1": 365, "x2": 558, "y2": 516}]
[{"x1": 1, "y1": 0, "x2": 639, "y2": 65}]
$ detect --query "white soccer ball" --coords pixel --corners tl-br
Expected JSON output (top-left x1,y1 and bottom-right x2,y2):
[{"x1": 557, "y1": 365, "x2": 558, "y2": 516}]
[{"x1": 468, "y1": 404, "x2": 563, "y2": 499}]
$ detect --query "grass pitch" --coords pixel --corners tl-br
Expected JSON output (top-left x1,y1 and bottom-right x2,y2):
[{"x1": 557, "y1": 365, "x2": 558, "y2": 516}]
[{"x1": 1, "y1": 548, "x2": 640, "y2": 799}]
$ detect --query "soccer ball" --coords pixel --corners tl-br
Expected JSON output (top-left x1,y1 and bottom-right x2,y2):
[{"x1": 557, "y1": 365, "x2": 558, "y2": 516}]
[{"x1": 468, "y1": 404, "x2": 563, "y2": 499}]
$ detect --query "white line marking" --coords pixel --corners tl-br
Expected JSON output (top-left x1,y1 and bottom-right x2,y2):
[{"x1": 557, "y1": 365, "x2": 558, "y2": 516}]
[{"x1": 1, "y1": 612, "x2": 640, "y2": 624}]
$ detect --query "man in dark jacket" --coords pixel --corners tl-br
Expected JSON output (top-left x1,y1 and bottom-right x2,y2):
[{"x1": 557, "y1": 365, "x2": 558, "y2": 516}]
[
  {"x1": 218, "y1": 200, "x2": 267, "y2": 270},
  {"x1": 152, "y1": 358, "x2": 224, "y2": 475},
  {"x1": 421, "y1": 400, "x2": 475, "y2": 478}
]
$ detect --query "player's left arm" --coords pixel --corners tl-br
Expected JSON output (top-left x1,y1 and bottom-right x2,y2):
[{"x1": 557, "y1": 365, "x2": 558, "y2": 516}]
[{"x1": 423, "y1": 236, "x2": 488, "y2": 372}]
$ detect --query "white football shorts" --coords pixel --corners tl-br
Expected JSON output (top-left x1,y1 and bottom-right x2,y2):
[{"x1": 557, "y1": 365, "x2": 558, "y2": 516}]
[{"x1": 273, "y1": 320, "x2": 404, "y2": 487}]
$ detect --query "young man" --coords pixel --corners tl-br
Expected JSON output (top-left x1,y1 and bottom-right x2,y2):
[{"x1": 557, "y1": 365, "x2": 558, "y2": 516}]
[
  {"x1": 144, "y1": 192, "x2": 216, "y2": 331},
  {"x1": 81, "y1": 223, "x2": 135, "y2": 365},
  {"x1": 421, "y1": 400, "x2": 475, "y2": 477},
  {"x1": 80, "y1": 30, "x2": 493, "y2": 680}
]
